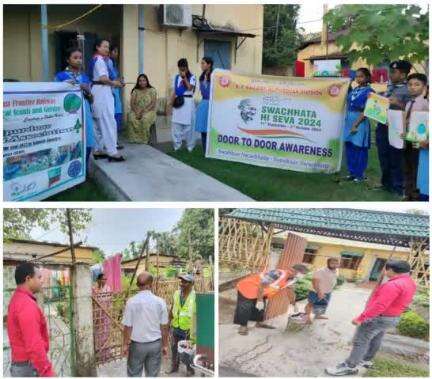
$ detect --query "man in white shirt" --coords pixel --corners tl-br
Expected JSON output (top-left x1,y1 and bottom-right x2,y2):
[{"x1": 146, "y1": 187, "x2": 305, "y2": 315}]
[{"x1": 122, "y1": 272, "x2": 169, "y2": 377}]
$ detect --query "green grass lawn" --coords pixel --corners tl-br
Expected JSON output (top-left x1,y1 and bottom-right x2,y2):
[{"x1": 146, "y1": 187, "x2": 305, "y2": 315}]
[
  {"x1": 365, "y1": 357, "x2": 429, "y2": 377},
  {"x1": 167, "y1": 143, "x2": 400, "y2": 201},
  {"x1": 45, "y1": 178, "x2": 114, "y2": 201}
]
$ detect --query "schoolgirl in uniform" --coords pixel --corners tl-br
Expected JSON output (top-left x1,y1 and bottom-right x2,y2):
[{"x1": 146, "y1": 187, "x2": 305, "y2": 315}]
[
  {"x1": 343, "y1": 68, "x2": 375, "y2": 182},
  {"x1": 88, "y1": 39, "x2": 125, "y2": 162},
  {"x1": 170, "y1": 58, "x2": 196, "y2": 152},
  {"x1": 55, "y1": 47, "x2": 94, "y2": 172},
  {"x1": 195, "y1": 57, "x2": 213, "y2": 155}
]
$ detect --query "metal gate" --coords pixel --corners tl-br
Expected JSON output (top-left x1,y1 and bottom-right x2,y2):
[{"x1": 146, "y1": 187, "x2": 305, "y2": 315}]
[
  {"x1": 3, "y1": 285, "x2": 75, "y2": 377},
  {"x1": 93, "y1": 278, "x2": 214, "y2": 366}
]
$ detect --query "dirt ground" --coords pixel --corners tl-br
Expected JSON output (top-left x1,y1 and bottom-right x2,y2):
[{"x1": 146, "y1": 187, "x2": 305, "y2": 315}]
[
  {"x1": 219, "y1": 283, "x2": 427, "y2": 377},
  {"x1": 97, "y1": 356, "x2": 201, "y2": 377}
]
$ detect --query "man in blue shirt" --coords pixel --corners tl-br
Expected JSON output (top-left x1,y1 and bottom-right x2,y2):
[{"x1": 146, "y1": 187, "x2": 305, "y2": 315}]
[{"x1": 375, "y1": 60, "x2": 412, "y2": 196}]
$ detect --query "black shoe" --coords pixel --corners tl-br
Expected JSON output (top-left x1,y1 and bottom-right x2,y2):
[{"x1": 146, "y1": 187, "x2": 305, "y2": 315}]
[
  {"x1": 93, "y1": 153, "x2": 108, "y2": 160},
  {"x1": 108, "y1": 155, "x2": 126, "y2": 162},
  {"x1": 117, "y1": 144, "x2": 124, "y2": 150}
]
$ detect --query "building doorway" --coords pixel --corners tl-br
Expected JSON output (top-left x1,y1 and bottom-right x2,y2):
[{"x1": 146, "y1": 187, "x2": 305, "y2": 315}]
[
  {"x1": 204, "y1": 39, "x2": 232, "y2": 69},
  {"x1": 369, "y1": 258, "x2": 387, "y2": 281}
]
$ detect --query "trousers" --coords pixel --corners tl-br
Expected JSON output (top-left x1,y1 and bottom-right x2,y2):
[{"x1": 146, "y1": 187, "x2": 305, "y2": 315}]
[
  {"x1": 346, "y1": 316, "x2": 399, "y2": 367},
  {"x1": 127, "y1": 339, "x2": 162, "y2": 377}
]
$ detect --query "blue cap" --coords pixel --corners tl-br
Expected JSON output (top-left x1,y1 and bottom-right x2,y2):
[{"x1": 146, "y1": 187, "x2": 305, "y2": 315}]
[{"x1": 179, "y1": 273, "x2": 195, "y2": 283}]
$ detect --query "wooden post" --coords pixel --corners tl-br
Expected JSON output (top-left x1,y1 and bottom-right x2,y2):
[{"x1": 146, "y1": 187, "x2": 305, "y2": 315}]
[{"x1": 126, "y1": 235, "x2": 150, "y2": 298}]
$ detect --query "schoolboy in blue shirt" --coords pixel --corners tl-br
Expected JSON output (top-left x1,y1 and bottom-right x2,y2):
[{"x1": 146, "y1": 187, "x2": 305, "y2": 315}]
[{"x1": 375, "y1": 60, "x2": 412, "y2": 196}]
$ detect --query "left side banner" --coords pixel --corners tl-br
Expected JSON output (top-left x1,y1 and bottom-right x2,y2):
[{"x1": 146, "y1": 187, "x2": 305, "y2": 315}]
[{"x1": 3, "y1": 82, "x2": 86, "y2": 201}]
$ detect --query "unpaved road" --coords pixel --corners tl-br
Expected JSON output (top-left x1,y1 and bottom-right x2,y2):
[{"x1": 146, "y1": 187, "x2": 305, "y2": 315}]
[{"x1": 219, "y1": 283, "x2": 428, "y2": 377}]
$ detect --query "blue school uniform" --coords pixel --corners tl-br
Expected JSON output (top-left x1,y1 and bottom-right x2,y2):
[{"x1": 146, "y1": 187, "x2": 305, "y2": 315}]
[
  {"x1": 343, "y1": 84, "x2": 374, "y2": 179},
  {"x1": 195, "y1": 78, "x2": 211, "y2": 153},
  {"x1": 55, "y1": 68, "x2": 95, "y2": 168},
  {"x1": 417, "y1": 148, "x2": 429, "y2": 199},
  {"x1": 107, "y1": 58, "x2": 123, "y2": 131}
]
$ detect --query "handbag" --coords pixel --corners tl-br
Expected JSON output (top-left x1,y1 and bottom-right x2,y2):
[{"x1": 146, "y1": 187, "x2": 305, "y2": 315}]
[{"x1": 173, "y1": 95, "x2": 185, "y2": 109}]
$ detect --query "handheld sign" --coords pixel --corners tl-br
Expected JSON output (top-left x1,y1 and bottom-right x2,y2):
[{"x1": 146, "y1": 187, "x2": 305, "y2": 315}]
[
  {"x1": 406, "y1": 111, "x2": 428, "y2": 143},
  {"x1": 364, "y1": 92, "x2": 389, "y2": 124},
  {"x1": 387, "y1": 110, "x2": 404, "y2": 149},
  {"x1": 3, "y1": 82, "x2": 86, "y2": 201}
]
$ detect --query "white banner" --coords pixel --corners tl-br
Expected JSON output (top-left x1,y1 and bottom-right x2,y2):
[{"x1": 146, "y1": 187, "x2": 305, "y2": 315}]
[{"x1": 3, "y1": 82, "x2": 86, "y2": 201}]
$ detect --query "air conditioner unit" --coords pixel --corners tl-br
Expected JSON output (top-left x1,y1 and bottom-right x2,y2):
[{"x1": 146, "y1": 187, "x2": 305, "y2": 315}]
[{"x1": 159, "y1": 5, "x2": 192, "y2": 29}]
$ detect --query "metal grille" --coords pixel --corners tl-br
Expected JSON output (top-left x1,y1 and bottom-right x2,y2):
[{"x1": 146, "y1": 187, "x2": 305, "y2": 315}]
[
  {"x1": 3, "y1": 285, "x2": 75, "y2": 377},
  {"x1": 265, "y1": 233, "x2": 307, "y2": 320}
]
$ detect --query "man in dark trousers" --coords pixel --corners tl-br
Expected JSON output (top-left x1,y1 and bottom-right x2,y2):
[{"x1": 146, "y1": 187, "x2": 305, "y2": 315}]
[
  {"x1": 326, "y1": 260, "x2": 416, "y2": 376},
  {"x1": 7, "y1": 262, "x2": 56, "y2": 377},
  {"x1": 375, "y1": 60, "x2": 412, "y2": 196},
  {"x1": 168, "y1": 274, "x2": 196, "y2": 376}
]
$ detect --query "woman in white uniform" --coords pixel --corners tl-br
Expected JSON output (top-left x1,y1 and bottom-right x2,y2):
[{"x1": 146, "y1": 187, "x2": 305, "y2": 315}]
[
  {"x1": 170, "y1": 58, "x2": 196, "y2": 152},
  {"x1": 89, "y1": 39, "x2": 125, "y2": 162}
]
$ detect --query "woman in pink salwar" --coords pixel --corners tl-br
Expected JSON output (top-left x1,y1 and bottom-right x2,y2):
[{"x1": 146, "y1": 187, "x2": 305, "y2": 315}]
[{"x1": 93, "y1": 274, "x2": 113, "y2": 362}]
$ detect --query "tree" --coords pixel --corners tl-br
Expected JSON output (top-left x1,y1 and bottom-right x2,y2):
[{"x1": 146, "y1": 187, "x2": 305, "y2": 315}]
[
  {"x1": 92, "y1": 249, "x2": 105, "y2": 264},
  {"x1": 174, "y1": 209, "x2": 214, "y2": 261},
  {"x1": 3, "y1": 208, "x2": 92, "y2": 240},
  {"x1": 122, "y1": 241, "x2": 143, "y2": 260},
  {"x1": 149, "y1": 231, "x2": 177, "y2": 256},
  {"x1": 324, "y1": 5, "x2": 429, "y2": 69},
  {"x1": 263, "y1": 5, "x2": 303, "y2": 67}
]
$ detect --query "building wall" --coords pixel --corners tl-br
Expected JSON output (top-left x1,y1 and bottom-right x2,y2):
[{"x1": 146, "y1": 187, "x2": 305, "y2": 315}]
[
  {"x1": 309, "y1": 243, "x2": 409, "y2": 281},
  {"x1": 121, "y1": 4, "x2": 263, "y2": 107},
  {"x1": 4, "y1": 4, "x2": 263, "y2": 111},
  {"x1": 3, "y1": 241, "x2": 94, "y2": 264},
  {"x1": 297, "y1": 41, "x2": 426, "y2": 78},
  {"x1": 272, "y1": 235, "x2": 410, "y2": 281},
  {"x1": 3, "y1": 5, "x2": 122, "y2": 81},
  {"x1": 297, "y1": 42, "x2": 368, "y2": 78}
]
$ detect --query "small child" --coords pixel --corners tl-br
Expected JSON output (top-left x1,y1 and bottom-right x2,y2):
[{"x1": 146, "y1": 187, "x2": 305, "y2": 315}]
[
  {"x1": 403, "y1": 73, "x2": 429, "y2": 201},
  {"x1": 343, "y1": 68, "x2": 375, "y2": 182},
  {"x1": 55, "y1": 47, "x2": 95, "y2": 172}
]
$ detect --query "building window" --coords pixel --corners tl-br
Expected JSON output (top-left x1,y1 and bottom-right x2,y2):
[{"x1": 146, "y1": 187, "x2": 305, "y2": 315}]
[
  {"x1": 271, "y1": 242, "x2": 285, "y2": 251},
  {"x1": 204, "y1": 40, "x2": 232, "y2": 69},
  {"x1": 340, "y1": 252, "x2": 363, "y2": 270},
  {"x1": 303, "y1": 248, "x2": 317, "y2": 264}
]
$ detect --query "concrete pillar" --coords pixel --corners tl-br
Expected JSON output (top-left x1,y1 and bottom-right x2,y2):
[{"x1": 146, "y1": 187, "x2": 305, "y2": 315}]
[
  {"x1": 121, "y1": 5, "x2": 139, "y2": 116},
  {"x1": 72, "y1": 263, "x2": 96, "y2": 376}
]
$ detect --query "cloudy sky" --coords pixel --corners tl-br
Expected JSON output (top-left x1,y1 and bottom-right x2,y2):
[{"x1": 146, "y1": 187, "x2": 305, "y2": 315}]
[{"x1": 30, "y1": 208, "x2": 185, "y2": 255}]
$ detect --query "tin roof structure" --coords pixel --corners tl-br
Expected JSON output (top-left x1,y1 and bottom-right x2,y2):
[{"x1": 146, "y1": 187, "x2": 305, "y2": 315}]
[{"x1": 227, "y1": 208, "x2": 429, "y2": 248}]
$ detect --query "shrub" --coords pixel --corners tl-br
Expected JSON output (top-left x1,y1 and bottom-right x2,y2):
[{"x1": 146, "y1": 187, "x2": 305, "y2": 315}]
[
  {"x1": 336, "y1": 275, "x2": 345, "y2": 287},
  {"x1": 294, "y1": 273, "x2": 312, "y2": 301},
  {"x1": 413, "y1": 288, "x2": 429, "y2": 309},
  {"x1": 397, "y1": 310, "x2": 429, "y2": 340}
]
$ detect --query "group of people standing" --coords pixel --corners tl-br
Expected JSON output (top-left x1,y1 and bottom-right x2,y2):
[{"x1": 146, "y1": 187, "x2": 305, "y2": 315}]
[
  {"x1": 6, "y1": 262, "x2": 198, "y2": 377},
  {"x1": 232, "y1": 257, "x2": 417, "y2": 377},
  {"x1": 343, "y1": 60, "x2": 429, "y2": 201},
  {"x1": 56, "y1": 39, "x2": 126, "y2": 166},
  {"x1": 55, "y1": 38, "x2": 214, "y2": 174}
]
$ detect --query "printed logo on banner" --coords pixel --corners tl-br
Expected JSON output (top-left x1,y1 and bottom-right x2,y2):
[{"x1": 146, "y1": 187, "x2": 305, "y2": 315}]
[
  {"x1": 219, "y1": 76, "x2": 230, "y2": 88},
  {"x1": 63, "y1": 93, "x2": 82, "y2": 113},
  {"x1": 68, "y1": 160, "x2": 82, "y2": 178},
  {"x1": 238, "y1": 99, "x2": 257, "y2": 123},
  {"x1": 328, "y1": 84, "x2": 341, "y2": 97},
  {"x1": 10, "y1": 181, "x2": 37, "y2": 198}
]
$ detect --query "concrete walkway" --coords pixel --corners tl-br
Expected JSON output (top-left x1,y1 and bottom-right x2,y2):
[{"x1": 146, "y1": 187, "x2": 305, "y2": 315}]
[
  {"x1": 91, "y1": 143, "x2": 252, "y2": 201},
  {"x1": 219, "y1": 283, "x2": 429, "y2": 377}
]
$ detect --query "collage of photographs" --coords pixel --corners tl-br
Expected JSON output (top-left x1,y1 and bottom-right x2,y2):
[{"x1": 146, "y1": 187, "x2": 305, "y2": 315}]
[{"x1": 1, "y1": 1, "x2": 430, "y2": 379}]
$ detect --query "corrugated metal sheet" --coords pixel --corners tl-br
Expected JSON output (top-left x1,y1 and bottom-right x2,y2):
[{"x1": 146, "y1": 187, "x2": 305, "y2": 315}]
[{"x1": 265, "y1": 232, "x2": 307, "y2": 320}]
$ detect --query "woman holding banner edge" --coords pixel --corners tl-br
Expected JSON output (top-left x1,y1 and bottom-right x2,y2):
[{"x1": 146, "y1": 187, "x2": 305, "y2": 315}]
[{"x1": 343, "y1": 68, "x2": 375, "y2": 182}]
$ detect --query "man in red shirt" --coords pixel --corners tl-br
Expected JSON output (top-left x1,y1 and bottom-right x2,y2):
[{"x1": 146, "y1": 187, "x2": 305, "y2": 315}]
[
  {"x1": 7, "y1": 262, "x2": 56, "y2": 377},
  {"x1": 326, "y1": 260, "x2": 416, "y2": 376},
  {"x1": 234, "y1": 264, "x2": 309, "y2": 335}
]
